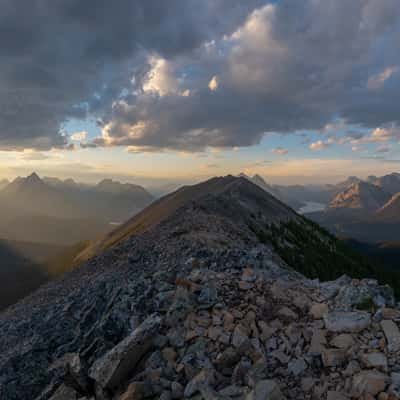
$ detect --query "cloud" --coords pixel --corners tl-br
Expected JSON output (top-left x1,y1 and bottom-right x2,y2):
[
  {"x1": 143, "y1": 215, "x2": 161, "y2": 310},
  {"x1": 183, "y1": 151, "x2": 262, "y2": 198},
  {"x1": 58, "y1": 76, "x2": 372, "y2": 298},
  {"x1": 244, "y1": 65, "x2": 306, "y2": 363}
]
[
  {"x1": 309, "y1": 140, "x2": 329, "y2": 151},
  {"x1": 367, "y1": 66, "x2": 399, "y2": 90},
  {"x1": 19, "y1": 151, "x2": 50, "y2": 161},
  {"x1": 0, "y1": 0, "x2": 263, "y2": 150},
  {"x1": 208, "y1": 76, "x2": 219, "y2": 91},
  {"x1": 271, "y1": 147, "x2": 288, "y2": 155},
  {"x1": 143, "y1": 57, "x2": 181, "y2": 97},
  {"x1": 80, "y1": 142, "x2": 97, "y2": 149},
  {"x1": 70, "y1": 131, "x2": 88, "y2": 141},
  {"x1": 93, "y1": 0, "x2": 400, "y2": 152},
  {"x1": 351, "y1": 145, "x2": 364, "y2": 152},
  {"x1": 375, "y1": 144, "x2": 392, "y2": 153},
  {"x1": 2, "y1": 0, "x2": 400, "y2": 152},
  {"x1": 352, "y1": 125, "x2": 400, "y2": 144}
]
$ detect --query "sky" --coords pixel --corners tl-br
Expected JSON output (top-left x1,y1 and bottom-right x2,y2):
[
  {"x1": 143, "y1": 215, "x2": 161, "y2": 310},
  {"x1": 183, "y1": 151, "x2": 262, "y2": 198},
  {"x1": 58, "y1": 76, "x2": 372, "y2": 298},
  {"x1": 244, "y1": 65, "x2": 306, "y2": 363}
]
[{"x1": 1, "y1": 0, "x2": 400, "y2": 186}]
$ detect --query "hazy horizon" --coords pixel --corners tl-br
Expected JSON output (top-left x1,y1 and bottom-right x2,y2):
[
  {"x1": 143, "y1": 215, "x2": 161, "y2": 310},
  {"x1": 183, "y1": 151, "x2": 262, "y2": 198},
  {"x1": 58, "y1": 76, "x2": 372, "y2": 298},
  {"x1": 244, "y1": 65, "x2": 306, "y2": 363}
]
[{"x1": 1, "y1": 168, "x2": 399, "y2": 189}]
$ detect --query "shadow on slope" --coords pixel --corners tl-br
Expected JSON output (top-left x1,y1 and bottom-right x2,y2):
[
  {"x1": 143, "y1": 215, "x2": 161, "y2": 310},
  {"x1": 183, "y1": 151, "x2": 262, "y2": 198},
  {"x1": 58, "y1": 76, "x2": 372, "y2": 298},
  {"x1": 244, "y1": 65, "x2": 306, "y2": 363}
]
[
  {"x1": 307, "y1": 210, "x2": 400, "y2": 243},
  {"x1": 0, "y1": 215, "x2": 112, "y2": 246},
  {"x1": 0, "y1": 240, "x2": 50, "y2": 311}
]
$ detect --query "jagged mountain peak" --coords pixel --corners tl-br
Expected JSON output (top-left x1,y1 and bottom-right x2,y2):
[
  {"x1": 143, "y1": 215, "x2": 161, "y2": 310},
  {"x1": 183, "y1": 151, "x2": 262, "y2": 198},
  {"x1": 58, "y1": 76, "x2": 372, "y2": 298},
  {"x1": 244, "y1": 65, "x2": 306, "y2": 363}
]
[
  {"x1": 3, "y1": 172, "x2": 47, "y2": 194},
  {"x1": 95, "y1": 178, "x2": 152, "y2": 196},
  {"x1": 373, "y1": 172, "x2": 400, "y2": 195},
  {"x1": 251, "y1": 173, "x2": 269, "y2": 186},
  {"x1": 329, "y1": 180, "x2": 391, "y2": 212},
  {"x1": 26, "y1": 171, "x2": 41, "y2": 182}
]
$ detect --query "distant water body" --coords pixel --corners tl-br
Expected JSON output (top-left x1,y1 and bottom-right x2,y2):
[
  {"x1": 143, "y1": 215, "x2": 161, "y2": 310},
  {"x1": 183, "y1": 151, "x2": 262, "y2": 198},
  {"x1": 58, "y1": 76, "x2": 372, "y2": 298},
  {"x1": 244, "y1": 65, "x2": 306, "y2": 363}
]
[{"x1": 298, "y1": 201, "x2": 326, "y2": 214}]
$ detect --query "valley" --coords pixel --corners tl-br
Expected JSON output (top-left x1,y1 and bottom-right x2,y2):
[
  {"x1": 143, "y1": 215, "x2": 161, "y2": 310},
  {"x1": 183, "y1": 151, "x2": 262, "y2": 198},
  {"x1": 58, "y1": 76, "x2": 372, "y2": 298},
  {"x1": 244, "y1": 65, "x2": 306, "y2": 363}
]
[{"x1": 0, "y1": 173, "x2": 154, "y2": 310}]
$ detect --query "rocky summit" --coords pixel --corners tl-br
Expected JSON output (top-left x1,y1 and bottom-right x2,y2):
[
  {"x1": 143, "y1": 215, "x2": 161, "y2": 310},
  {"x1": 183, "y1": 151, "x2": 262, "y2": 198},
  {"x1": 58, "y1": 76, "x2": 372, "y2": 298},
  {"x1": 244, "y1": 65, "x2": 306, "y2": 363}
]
[{"x1": 2, "y1": 176, "x2": 400, "y2": 400}]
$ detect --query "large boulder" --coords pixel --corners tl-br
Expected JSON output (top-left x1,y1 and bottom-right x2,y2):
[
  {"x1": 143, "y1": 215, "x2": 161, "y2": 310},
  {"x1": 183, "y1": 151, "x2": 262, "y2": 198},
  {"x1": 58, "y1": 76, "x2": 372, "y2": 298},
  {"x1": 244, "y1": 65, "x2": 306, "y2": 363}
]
[
  {"x1": 89, "y1": 314, "x2": 162, "y2": 391},
  {"x1": 246, "y1": 380, "x2": 286, "y2": 400},
  {"x1": 381, "y1": 320, "x2": 400, "y2": 353},
  {"x1": 360, "y1": 352, "x2": 387, "y2": 371},
  {"x1": 324, "y1": 311, "x2": 370, "y2": 333},
  {"x1": 352, "y1": 370, "x2": 388, "y2": 397},
  {"x1": 334, "y1": 280, "x2": 394, "y2": 311},
  {"x1": 48, "y1": 384, "x2": 80, "y2": 400}
]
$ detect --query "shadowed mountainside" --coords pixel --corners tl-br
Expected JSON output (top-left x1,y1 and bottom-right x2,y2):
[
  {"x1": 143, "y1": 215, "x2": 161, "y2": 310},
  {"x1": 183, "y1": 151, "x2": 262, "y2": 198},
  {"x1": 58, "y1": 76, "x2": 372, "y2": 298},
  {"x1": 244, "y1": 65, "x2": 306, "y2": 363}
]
[
  {"x1": 376, "y1": 192, "x2": 400, "y2": 221},
  {"x1": 0, "y1": 240, "x2": 51, "y2": 310}
]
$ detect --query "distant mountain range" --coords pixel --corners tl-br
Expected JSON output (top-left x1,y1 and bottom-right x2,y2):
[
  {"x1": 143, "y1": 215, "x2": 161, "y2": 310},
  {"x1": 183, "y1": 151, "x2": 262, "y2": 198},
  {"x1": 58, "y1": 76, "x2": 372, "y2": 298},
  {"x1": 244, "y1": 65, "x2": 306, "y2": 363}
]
[
  {"x1": 0, "y1": 173, "x2": 155, "y2": 310},
  {"x1": 328, "y1": 181, "x2": 391, "y2": 213},
  {"x1": 2, "y1": 170, "x2": 400, "y2": 312},
  {"x1": 308, "y1": 172, "x2": 400, "y2": 243},
  {"x1": 0, "y1": 173, "x2": 154, "y2": 245},
  {"x1": 239, "y1": 173, "x2": 334, "y2": 209}
]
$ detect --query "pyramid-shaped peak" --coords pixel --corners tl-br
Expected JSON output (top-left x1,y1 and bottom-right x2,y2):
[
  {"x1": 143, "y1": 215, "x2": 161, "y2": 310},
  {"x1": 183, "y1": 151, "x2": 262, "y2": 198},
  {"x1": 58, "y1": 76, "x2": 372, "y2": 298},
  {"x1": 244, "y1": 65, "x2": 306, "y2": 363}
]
[{"x1": 26, "y1": 172, "x2": 42, "y2": 182}]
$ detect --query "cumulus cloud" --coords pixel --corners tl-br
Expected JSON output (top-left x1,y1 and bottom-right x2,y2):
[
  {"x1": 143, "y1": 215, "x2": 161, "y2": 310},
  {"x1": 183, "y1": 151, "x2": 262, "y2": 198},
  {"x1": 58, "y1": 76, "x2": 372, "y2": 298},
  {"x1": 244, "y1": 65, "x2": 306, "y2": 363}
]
[
  {"x1": 367, "y1": 66, "x2": 399, "y2": 90},
  {"x1": 0, "y1": 0, "x2": 263, "y2": 150},
  {"x1": 352, "y1": 125, "x2": 400, "y2": 144},
  {"x1": 309, "y1": 140, "x2": 329, "y2": 151},
  {"x1": 70, "y1": 131, "x2": 88, "y2": 141},
  {"x1": 2, "y1": 0, "x2": 400, "y2": 152},
  {"x1": 94, "y1": 0, "x2": 400, "y2": 152},
  {"x1": 208, "y1": 76, "x2": 219, "y2": 91}
]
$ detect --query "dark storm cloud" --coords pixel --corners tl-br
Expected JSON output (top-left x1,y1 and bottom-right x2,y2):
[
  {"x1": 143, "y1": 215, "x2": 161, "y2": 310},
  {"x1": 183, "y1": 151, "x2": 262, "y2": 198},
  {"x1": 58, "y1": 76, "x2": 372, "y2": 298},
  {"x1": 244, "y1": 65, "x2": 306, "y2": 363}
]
[
  {"x1": 0, "y1": 0, "x2": 264, "y2": 150},
  {"x1": 1, "y1": 0, "x2": 400, "y2": 152},
  {"x1": 96, "y1": 0, "x2": 400, "y2": 152}
]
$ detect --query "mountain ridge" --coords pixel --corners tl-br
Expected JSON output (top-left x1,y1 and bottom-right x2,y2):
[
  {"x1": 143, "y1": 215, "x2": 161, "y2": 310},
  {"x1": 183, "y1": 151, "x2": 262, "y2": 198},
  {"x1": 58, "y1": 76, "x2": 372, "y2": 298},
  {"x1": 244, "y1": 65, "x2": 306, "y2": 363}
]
[
  {"x1": 328, "y1": 181, "x2": 391, "y2": 212},
  {"x1": 0, "y1": 173, "x2": 154, "y2": 243},
  {"x1": 376, "y1": 192, "x2": 400, "y2": 221},
  {"x1": 73, "y1": 175, "x2": 297, "y2": 264},
  {"x1": 1, "y1": 176, "x2": 399, "y2": 400}
]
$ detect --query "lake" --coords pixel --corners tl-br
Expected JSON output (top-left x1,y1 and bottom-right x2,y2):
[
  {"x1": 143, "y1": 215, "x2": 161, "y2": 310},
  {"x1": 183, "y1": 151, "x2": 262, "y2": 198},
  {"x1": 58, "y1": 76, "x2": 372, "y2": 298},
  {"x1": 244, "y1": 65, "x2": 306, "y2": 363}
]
[{"x1": 298, "y1": 201, "x2": 326, "y2": 214}]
